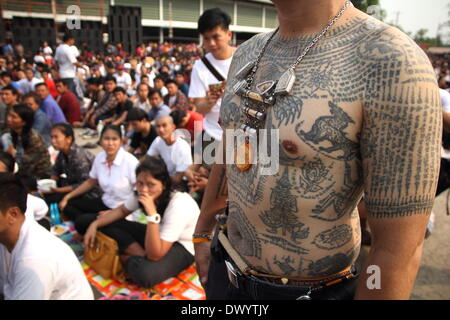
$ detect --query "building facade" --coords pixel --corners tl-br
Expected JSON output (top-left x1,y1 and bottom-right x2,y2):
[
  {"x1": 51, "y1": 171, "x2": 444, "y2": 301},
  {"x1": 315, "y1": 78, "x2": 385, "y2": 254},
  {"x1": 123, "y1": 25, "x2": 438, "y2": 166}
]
[{"x1": 1, "y1": 0, "x2": 278, "y2": 45}]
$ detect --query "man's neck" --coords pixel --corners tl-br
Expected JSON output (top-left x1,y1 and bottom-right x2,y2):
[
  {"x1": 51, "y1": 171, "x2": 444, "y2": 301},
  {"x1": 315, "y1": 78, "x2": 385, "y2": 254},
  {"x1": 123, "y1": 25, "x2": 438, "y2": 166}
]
[
  {"x1": 142, "y1": 122, "x2": 151, "y2": 136},
  {"x1": 212, "y1": 46, "x2": 234, "y2": 61},
  {"x1": 163, "y1": 134, "x2": 176, "y2": 146},
  {"x1": 272, "y1": 0, "x2": 348, "y2": 39},
  {"x1": 0, "y1": 219, "x2": 24, "y2": 253}
]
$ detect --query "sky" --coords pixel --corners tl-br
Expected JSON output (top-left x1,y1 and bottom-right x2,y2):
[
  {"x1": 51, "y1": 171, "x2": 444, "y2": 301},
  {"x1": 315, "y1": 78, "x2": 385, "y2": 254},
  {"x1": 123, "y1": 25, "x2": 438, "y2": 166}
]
[{"x1": 380, "y1": 0, "x2": 449, "y2": 38}]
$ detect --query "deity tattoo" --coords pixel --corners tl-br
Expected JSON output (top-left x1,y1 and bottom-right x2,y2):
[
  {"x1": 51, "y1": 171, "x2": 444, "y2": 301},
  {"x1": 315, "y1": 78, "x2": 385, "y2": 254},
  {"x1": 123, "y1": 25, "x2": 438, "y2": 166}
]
[{"x1": 259, "y1": 167, "x2": 310, "y2": 242}]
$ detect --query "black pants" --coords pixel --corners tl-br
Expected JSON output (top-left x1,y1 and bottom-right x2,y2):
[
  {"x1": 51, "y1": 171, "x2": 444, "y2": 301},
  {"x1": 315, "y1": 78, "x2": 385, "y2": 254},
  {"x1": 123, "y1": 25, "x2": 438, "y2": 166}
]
[
  {"x1": 43, "y1": 192, "x2": 67, "y2": 206},
  {"x1": 205, "y1": 258, "x2": 231, "y2": 300},
  {"x1": 125, "y1": 243, "x2": 194, "y2": 288},
  {"x1": 64, "y1": 195, "x2": 109, "y2": 222}
]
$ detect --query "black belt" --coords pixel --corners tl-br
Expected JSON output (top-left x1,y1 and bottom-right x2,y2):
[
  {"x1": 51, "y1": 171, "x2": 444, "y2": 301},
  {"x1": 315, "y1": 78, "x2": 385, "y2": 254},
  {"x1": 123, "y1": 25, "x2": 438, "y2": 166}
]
[{"x1": 225, "y1": 259, "x2": 358, "y2": 300}]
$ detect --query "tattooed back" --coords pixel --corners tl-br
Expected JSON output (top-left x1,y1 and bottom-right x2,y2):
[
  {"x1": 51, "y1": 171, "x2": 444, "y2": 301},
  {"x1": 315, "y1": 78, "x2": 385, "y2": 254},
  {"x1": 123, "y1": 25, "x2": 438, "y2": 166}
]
[{"x1": 220, "y1": 8, "x2": 441, "y2": 278}]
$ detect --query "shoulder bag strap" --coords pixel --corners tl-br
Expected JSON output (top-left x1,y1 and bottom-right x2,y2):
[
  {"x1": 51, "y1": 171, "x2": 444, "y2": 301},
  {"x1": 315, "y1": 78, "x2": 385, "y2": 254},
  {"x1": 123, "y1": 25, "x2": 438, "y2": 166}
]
[{"x1": 201, "y1": 56, "x2": 225, "y2": 82}]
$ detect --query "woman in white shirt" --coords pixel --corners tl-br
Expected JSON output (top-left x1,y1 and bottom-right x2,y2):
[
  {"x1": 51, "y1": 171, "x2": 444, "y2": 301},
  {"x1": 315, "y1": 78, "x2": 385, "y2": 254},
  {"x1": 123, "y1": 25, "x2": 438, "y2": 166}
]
[
  {"x1": 59, "y1": 125, "x2": 139, "y2": 225},
  {"x1": 81, "y1": 157, "x2": 200, "y2": 288}
]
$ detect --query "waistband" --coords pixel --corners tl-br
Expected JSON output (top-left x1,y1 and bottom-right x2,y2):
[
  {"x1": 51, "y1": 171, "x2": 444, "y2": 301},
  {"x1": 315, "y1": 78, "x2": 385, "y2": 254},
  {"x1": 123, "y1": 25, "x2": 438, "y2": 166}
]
[{"x1": 218, "y1": 229, "x2": 355, "y2": 287}]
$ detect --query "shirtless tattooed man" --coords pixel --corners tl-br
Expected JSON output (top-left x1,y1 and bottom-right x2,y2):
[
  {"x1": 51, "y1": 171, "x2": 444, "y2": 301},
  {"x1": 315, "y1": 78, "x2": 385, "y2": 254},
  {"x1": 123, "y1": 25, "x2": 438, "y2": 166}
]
[{"x1": 193, "y1": 0, "x2": 441, "y2": 300}]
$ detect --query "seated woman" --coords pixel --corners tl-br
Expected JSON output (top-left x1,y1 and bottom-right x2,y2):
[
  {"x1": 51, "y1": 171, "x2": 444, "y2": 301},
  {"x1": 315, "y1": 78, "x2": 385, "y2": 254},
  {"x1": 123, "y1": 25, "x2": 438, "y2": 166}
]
[
  {"x1": 79, "y1": 157, "x2": 200, "y2": 288},
  {"x1": 43, "y1": 123, "x2": 100, "y2": 205},
  {"x1": 1, "y1": 104, "x2": 51, "y2": 179},
  {"x1": 59, "y1": 125, "x2": 139, "y2": 222}
]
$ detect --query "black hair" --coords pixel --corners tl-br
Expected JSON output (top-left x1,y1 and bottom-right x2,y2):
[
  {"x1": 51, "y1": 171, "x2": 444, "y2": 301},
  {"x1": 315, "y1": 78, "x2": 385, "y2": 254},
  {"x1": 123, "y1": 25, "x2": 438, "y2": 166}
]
[
  {"x1": 113, "y1": 86, "x2": 126, "y2": 94},
  {"x1": 100, "y1": 124, "x2": 122, "y2": 140},
  {"x1": 154, "y1": 75, "x2": 164, "y2": 82},
  {"x1": 1, "y1": 84, "x2": 18, "y2": 96},
  {"x1": 104, "y1": 75, "x2": 116, "y2": 83},
  {"x1": 10, "y1": 104, "x2": 35, "y2": 150},
  {"x1": 16, "y1": 174, "x2": 37, "y2": 193},
  {"x1": 136, "y1": 156, "x2": 173, "y2": 216},
  {"x1": 23, "y1": 92, "x2": 41, "y2": 105},
  {"x1": 165, "y1": 79, "x2": 178, "y2": 87},
  {"x1": 126, "y1": 108, "x2": 149, "y2": 122},
  {"x1": 35, "y1": 82, "x2": 48, "y2": 89},
  {"x1": 51, "y1": 123, "x2": 75, "y2": 145},
  {"x1": 0, "y1": 72, "x2": 12, "y2": 79},
  {"x1": 0, "y1": 151, "x2": 15, "y2": 173},
  {"x1": 170, "y1": 109, "x2": 187, "y2": 127},
  {"x1": 136, "y1": 82, "x2": 150, "y2": 91},
  {"x1": 63, "y1": 33, "x2": 74, "y2": 43},
  {"x1": 141, "y1": 74, "x2": 149, "y2": 80},
  {"x1": 148, "y1": 89, "x2": 163, "y2": 98},
  {"x1": 0, "y1": 173, "x2": 27, "y2": 215},
  {"x1": 54, "y1": 79, "x2": 67, "y2": 86},
  {"x1": 87, "y1": 77, "x2": 101, "y2": 86},
  {"x1": 35, "y1": 62, "x2": 46, "y2": 69},
  {"x1": 198, "y1": 8, "x2": 231, "y2": 34}
]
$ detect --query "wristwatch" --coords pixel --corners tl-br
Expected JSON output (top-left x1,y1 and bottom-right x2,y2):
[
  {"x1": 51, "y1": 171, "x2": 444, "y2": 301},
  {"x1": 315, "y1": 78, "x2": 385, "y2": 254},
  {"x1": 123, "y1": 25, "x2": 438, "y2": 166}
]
[{"x1": 147, "y1": 213, "x2": 161, "y2": 224}]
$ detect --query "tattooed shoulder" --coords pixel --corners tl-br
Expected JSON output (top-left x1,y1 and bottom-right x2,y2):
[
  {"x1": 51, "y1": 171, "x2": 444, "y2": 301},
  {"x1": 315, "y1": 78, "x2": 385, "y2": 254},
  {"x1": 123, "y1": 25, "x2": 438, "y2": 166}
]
[{"x1": 360, "y1": 24, "x2": 441, "y2": 218}]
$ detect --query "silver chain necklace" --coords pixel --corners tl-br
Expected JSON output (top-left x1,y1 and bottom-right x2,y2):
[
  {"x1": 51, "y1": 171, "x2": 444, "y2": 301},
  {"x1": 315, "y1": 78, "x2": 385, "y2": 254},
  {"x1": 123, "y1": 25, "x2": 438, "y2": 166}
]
[{"x1": 233, "y1": 0, "x2": 353, "y2": 135}]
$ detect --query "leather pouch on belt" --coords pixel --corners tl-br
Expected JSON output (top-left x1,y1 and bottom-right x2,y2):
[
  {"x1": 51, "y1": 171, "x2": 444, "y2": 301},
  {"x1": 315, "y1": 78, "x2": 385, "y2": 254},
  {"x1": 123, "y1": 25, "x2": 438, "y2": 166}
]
[
  {"x1": 210, "y1": 207, "x2": 228, "y2": 263},
  {"x1": 210, "y1": 223, "x2": 225, "y2": 263}
]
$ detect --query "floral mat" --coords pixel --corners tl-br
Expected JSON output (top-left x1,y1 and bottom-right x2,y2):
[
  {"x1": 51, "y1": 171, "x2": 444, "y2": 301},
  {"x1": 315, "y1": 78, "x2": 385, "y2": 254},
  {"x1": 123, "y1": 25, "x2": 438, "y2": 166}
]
[{"x1": 58, "y1": 222, "x2": 206, "y2": 300}]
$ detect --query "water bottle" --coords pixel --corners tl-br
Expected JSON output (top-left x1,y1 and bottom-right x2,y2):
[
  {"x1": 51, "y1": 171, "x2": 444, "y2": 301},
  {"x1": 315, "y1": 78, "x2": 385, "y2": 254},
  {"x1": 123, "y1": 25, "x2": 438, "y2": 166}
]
[
  {"x1": 50, "y1": 203, "x2": 62, "y2": 225},
  {"x1": 97, "y1": 120, "x2": 104, "y2": 135}
]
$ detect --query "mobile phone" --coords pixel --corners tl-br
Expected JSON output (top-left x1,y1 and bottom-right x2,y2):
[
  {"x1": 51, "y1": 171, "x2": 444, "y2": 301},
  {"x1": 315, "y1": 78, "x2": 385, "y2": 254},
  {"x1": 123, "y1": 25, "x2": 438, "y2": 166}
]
[{"x1": 208, "y1": 82, "x2": 225, "y2": 96}]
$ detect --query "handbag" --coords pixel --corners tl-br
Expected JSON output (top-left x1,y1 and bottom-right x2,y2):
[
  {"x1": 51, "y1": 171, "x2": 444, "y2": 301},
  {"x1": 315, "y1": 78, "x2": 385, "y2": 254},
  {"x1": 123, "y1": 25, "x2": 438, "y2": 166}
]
[{"x1": 84, "y1": 231, "x2": 125, "y2": 281}]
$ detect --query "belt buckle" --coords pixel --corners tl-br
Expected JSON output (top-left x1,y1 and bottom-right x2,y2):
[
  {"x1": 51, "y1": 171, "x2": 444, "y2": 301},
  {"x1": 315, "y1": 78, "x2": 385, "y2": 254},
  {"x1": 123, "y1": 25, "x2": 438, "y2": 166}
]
[{"x1": 225, "y1": 260, "x2": 240, "y2": 289}]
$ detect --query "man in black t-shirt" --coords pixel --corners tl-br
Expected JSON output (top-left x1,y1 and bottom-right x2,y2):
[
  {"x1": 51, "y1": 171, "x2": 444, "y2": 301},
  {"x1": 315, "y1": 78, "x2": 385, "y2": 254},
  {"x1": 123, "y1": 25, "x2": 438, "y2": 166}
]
[
  {"x1": 104, "y1": 86, "x2": 133, "y2": 127},
  {"x1": 126, "y1": 108, "x2": 158, "y2": 157}
]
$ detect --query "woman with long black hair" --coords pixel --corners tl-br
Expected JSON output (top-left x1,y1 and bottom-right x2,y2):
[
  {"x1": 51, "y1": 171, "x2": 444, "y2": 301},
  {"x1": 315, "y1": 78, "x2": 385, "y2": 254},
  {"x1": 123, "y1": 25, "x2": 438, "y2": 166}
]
[
  {"x1": 79, "y1": 157, "x2": 200, "y2": 288},
  {"x1": 1, "y1": 103, "x2": 51, "y2": 179}
]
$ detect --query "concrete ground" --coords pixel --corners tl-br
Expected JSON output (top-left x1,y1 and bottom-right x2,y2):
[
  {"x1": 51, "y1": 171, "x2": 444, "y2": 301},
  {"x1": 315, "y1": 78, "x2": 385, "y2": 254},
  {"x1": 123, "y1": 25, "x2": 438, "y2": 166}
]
[
  {"x1": 411, "y1": 190, "x2": 450, "y2": 299},
  {"x1": 355, "y1": 189, "x2": 450, "y2": 300},
  {"x1": 74, "y1": 128, "x2": 450, "y2": 300}
]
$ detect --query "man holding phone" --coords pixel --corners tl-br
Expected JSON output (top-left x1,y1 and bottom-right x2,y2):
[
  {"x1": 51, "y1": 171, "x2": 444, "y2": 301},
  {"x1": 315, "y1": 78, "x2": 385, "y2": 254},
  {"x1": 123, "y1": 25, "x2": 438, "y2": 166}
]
[
  {"x1": 189, "y1": 8, "x2": 236, "y2": 144},
  {"x1": 187, "y1": 11, "x2": 236, "y2": 299}
]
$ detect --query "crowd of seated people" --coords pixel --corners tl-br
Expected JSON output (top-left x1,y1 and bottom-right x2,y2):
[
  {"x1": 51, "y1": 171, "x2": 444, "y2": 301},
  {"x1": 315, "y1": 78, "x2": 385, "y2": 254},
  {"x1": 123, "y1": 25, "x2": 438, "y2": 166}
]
[{"x1": 0, "y1": 34, "x2": 216, "y2": 299}]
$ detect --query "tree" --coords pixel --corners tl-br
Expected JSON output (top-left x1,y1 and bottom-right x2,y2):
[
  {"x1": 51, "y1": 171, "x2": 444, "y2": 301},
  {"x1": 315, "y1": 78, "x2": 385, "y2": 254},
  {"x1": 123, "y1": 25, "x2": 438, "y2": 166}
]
[
  {"x1": 414, "y1": 28, "x2": 444, "y2": 46},
  {"x1": 352, "y1": 0, "x2": 387, "y2": 21},
  {"x1": 414, "y1": 29, "x2": 429, "y2": 43},
  {"x1": 352, "y1": 0, "x2": 380, "y2": 12}
]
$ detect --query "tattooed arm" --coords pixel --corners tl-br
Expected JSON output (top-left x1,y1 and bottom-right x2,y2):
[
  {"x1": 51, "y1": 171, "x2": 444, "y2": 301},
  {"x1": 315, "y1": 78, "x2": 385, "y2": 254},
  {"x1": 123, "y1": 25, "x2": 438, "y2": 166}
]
[
  {"x1": 355, "y1": 28, "x2": 442, "y2": 299},
  {"x1": 193, "y1": 136, "x2": 228, "y2": 285}
]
